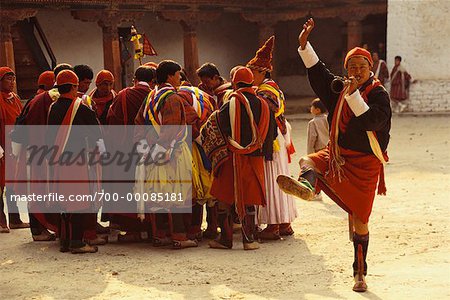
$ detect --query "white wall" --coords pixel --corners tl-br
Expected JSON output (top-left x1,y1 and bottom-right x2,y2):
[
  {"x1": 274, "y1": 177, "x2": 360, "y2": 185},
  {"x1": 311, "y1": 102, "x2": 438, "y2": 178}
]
[
  {"x1": 387, "y1": 0, "x2": 450, "y2": 111},
  {"x1": 36, "y1": 10, "x2": 104, "y2": 78}
]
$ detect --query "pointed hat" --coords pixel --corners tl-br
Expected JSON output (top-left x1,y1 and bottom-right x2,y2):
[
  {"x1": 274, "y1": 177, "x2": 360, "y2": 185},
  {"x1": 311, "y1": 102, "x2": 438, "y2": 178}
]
[{"x1": 246, "y1": 35, "x2": 275, "y2": 72}]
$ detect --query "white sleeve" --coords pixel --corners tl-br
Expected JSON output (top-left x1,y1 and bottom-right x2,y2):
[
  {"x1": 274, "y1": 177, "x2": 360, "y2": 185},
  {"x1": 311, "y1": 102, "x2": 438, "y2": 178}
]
[
  {"x1": 96, "y1": 139, "x2": 106, "y2": 155},
  {"x1": 297, "y1": 42, "x2": 320, "y2": 68},
  {"x1": 345, "y1": 90, "x2": 370, "y2": 117}
]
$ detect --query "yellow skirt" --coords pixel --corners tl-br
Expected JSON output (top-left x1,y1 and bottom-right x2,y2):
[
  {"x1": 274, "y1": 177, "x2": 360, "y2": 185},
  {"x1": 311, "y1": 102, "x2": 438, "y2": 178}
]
[{"x1": 192, "y1": 142, "x2": 215, "y2": 204}]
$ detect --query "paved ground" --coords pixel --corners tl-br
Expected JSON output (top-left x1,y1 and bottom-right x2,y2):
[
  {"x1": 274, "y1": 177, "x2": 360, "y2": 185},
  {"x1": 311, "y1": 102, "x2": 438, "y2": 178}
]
[{"x1": 0, "y1": 115, "x2": 449, "y2": 300}]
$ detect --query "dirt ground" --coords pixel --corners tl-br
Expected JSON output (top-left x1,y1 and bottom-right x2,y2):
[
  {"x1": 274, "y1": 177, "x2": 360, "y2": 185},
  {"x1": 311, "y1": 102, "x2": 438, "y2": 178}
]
[{"x1": 1, "y1": 115, "x2": 449, "y2": 300}]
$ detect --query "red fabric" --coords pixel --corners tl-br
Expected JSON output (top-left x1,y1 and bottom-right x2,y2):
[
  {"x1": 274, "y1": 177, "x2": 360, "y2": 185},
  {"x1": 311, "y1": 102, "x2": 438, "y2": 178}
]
[
  {"x1": 0, "y1": 92, "x2": 22, "y2": 186},
  {"x1": 390, "y1": 65, "x2": 411, "y2": 101},
  {"x1": 344, "y1": 47, "x2": 373, "y2": 69},
  {"x1": 211, "y1": 88, "x2": 270, "y2": 218},
  {"x1": 309, "y1": 147, "x2": 383, "y2": 224},
  {"x1": 56, "y1": 70, "x2": 78, "y2": 86},
  {"x1": 90, "y1": 90, "x2": 116, "y2": 120},
  {"x1": 246, "y1": 36, "x2": 274, "y2": 72},
  {"x1": 95, "y1": 70, "x2": 114, "y2": 85},
  {"x1": 232, "y1": 67, "x2": 254, "y2": 85},
  {"x1": 37, "y1": 71, "x2": 55, "y2": 87},
  {"x1": 16, "y1": 91, "x2": 59, "y2": 232},
  {"x1": 0, "y1": 67, "x2": 14, "y2": 80}
]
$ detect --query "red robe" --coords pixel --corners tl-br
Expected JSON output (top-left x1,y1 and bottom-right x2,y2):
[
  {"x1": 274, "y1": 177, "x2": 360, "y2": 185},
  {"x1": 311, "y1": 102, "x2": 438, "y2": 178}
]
[
  {"x1": 390, "y1": 65, "x2": 411, "y2": 101},
  {"x1": 13, "y1": 90, "x2": 60, "y2": 232},
  {"x1": 0, "y1": 91, "x2": 23, "y2": 187}
]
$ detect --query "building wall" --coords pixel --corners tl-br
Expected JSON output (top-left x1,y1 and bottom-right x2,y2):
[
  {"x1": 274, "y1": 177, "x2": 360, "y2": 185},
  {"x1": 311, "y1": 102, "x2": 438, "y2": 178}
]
[{"x1": 387, "y1": 0, "x2": 450, "y2": 111}]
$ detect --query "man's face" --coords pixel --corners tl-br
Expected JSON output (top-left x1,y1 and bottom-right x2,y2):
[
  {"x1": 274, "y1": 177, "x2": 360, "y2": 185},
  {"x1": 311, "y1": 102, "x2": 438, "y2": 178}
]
[
  {"x1": 167, "y1": 71, "x2": 181, "y2": 88},
  {"x1": 96, "y1": 81, "x2": 113, "y2": 97},
  {"x1": 347, "y1": 57, "x2": 371, "y2": 86},
  {"x1": 200, "y1": 75, "x2": 221, "y2": 92},
  {"x1": 395, "y1": 58, "x2": 401, "y2": 66},
  {"x1": 78, "y1": 78, "x2": 92, "y2": 93},
  {"x1": 251, "y1": 69, "x2": 265, "y2": 86},
  {"x1": 372, "y1": 53, "x2": 379, "y2": 62},
  {"x1": 1, "y1": 74, "x2": 16, "y2": 93}
]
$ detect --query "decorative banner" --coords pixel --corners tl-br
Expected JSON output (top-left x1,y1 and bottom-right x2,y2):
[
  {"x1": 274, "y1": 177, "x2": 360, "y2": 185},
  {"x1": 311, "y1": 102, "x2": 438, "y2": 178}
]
[{"x1": 143, "y1": 34, "x2": 158, "y2": 56}]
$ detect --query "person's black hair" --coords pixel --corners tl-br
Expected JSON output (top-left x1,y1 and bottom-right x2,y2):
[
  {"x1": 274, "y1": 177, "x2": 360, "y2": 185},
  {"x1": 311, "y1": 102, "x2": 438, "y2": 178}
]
[
  {"x1": 53, "y1": 63, "x2": 73, "y2": 77},
  {"x1": 134, "y1": 66, "x2": 155, "y2": 82},
  {"x1": 311, "y1": 98, "x2": 327, "y2": 114},
  {"x1": 73, "y1": 64, "x2": 94, "y2": 81},
  {"x1": 180, "y1": 69, "x2": 189, "y2": 82},
  {"x1": 395, "y1": 56, "x2": 402, "y2": 61},
  {"x1": 57, "y1": 83, "x2": 73, "y2": 94},
  {"x1": 264, "y1": 71, "x2": 271, "y2": 79},
  {"x1": 156, "y1": 60, "x2": 181, "y2": 84},
  {"x1": 236, "y1": 82, "x2": 253, "y2": 89},
  {"x1": 196, "y1": 63, "x2": 220, "y2": 78}
]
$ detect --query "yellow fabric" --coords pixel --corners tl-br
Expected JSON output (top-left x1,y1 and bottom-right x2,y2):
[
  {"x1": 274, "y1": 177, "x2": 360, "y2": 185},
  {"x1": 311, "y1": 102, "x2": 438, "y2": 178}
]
[
  {"x1": 259, "y1": 83, "x2": 285, "y2": 117},
  {"x1": 191, "y1": 142, "x2": 214, "y2": 203},
  {"x1": 273, "y1": 139, "x2": 280, "y2": 152},
  {"x1": 144, "y1": 141, "x2": 192, "y2": 208}
]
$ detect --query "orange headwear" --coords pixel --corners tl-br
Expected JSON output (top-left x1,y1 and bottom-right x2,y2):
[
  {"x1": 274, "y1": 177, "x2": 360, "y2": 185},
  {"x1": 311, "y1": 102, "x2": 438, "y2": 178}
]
[
  {"x1": 56, "y1": 70, "x2": 79, "y2": 86},
  {"x1": 232, "y1": 66, "x2": 254, "y2": 85},
  {"x1": 246, "y1": 35, "x2": 275, "y2": 73},
  {"x1": 37, "y1": 71, "x2": 55, "y2": 87},
  {"x1": 143, "y1": 62, "x2": 158, "y2": 69},
  {"x1": 0, "y1": 67, "x2": 15, "y2": 80},
  {"x1": 95, "y1": 70, "x2": 114, "y2": 85},
  {"x1": 344, "y1": 47, "x2": 373, "y2": 69}
]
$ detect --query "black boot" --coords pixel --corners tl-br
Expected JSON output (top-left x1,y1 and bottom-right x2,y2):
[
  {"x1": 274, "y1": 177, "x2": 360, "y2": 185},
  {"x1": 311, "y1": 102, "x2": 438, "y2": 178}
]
[
  {"x1": 209, "y1": 207, "x2": 233, "y2": 249},
  {"x1": 352, "y1": 232, "x2": 369, "y2": 292},
  {"x1": 242, "y1": 206, "x2": 259, "y2": 250}
]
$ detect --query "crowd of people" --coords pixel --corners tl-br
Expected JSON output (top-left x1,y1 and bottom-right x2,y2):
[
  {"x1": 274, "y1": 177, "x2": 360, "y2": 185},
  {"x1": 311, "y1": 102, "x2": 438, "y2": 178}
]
[{"x1": 0, "y1": 18, "x2": 396, "y2": 292}]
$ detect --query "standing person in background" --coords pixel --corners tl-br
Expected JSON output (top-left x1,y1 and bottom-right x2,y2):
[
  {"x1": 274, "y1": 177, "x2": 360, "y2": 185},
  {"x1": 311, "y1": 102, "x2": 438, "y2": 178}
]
[
  {"x1": 306, "y1": 98, "x2": 329, "y2": 201},
  {"x1": 246, "y1": 36, "x2": 297, "y2": 240},
  {"x1": 390, "y1": 56, "x2": 412, "y2": 113},
  {"x1": 372, "y1": 52, "x2": 389, "y2": 86},
  {"x1": 74, "y1": 64, "x2": 94, "y2": 109},
  {"x1": 0, "y1": 67, "x2": 26, "y2": 233},
  {"x1": 89, "y1": 70, "x2": 117, "y2": 125}
]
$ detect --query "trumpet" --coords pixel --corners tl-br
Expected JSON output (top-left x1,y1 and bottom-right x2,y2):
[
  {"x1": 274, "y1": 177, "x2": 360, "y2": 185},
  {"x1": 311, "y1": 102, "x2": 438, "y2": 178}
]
[{"x1": 331, "y1": 76, "x2": 352, "y2": 94}]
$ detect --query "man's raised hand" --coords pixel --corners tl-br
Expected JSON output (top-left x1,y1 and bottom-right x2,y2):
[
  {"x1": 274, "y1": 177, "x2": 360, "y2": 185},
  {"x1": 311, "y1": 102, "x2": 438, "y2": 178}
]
[{"x1": 299, "y1": 18, "x2": 315, "y2": 50}]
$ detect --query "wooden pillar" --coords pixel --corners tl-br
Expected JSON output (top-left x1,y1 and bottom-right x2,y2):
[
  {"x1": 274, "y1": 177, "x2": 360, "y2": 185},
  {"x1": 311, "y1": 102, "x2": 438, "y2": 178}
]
[
  {"x1": 0, "y1": 23, "x2": 15, "y2": 70},
  {"x1": 347, "y1": 20, "x2": 363, "y2": 50},
  {"x1": 72, "y1": 10, "x2": 144, "y2": 90},
  {"x1": 181, "y1": 21, "x2": 199, "y2": 86},
  {"x1": 100, "y1": 24, "x2": 122, "y2": 91}
]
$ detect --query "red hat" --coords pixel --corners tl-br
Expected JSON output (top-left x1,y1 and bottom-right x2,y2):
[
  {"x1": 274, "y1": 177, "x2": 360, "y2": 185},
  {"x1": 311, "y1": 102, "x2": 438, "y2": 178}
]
[
  {"x1": 246, "y1": 36, "x2": 275, "y2": 72},
  {"x1": 0, "y1": 67, "x2": 15, "y2": 80},
  {"x1": 95, "y1": 70, "x2": 114, "y2": 85},
  {"x1": 56, "y1": 70, "x2": 79, "y2": 86},
  {"x1": 232, "y1": 66, "x2": 254, "y2": 85},
  {"x1": 344, "y1": 47, "x2": 373, "y2": 69},
  {"x1": 37, "y1": 71, "x2": 55, "y2": 87},
  {"x1": 143, "y1": 62, "x2": 158, "y2": 69}
]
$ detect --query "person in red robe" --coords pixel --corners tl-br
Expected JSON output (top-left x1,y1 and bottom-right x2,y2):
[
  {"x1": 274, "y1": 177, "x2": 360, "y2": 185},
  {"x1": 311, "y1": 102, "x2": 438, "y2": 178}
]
[
  {"x1": 277, "y1": 19, "x2": 391, "y2": 292},
  {"x1": 201, "y1": 67, "x2": 276, "y2": 250},
  {"x1": 89, "y1": 70, "x2": 117, "y2": 125},
  {"x1": 36, "y1": 71, "x2": 55, "y2": 95},
  {"x1": 11, "y1": 64, "x2": 72, "y2": 240},
  {"x1": 390, "y1": 56, "x2": 412, "y2": 113},
  {"x1": 0, "y1": 67, "x2": 27, "y2": 233},
  {"x1": 102, "y1": 65, "x2": 156, "y2": 242},
  {"x1": 372, "y1": 52, "x2": 389, "y2": 86},
  {"x1": 47, "y1": 69, "x2": 102, "y2": 254}
]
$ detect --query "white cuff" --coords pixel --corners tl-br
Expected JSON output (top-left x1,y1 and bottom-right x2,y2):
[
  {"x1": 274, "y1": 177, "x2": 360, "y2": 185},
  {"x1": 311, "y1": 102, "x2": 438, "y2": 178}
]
[
  {"x1": 345, "y1": 90, "x2": 370, "y2": 117},
  {"x1": 96, "y1": 139, "x2": 106, "y2": 154},
  {"x1": 151, "y1": 144, "x2": 168, "y2": 161},
  {"x1": 298, "y1": 42, "x2": 320, "y2": 68},
  {"x1": 0, "y1": 145, "x2": 4, "y2": 159}
]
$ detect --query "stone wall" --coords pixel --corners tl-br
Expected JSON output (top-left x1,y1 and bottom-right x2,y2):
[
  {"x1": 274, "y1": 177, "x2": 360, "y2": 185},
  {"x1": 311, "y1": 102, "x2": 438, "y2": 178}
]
[{"x1": 387, "y1": 0, "x2": 450, "y2": 112}]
